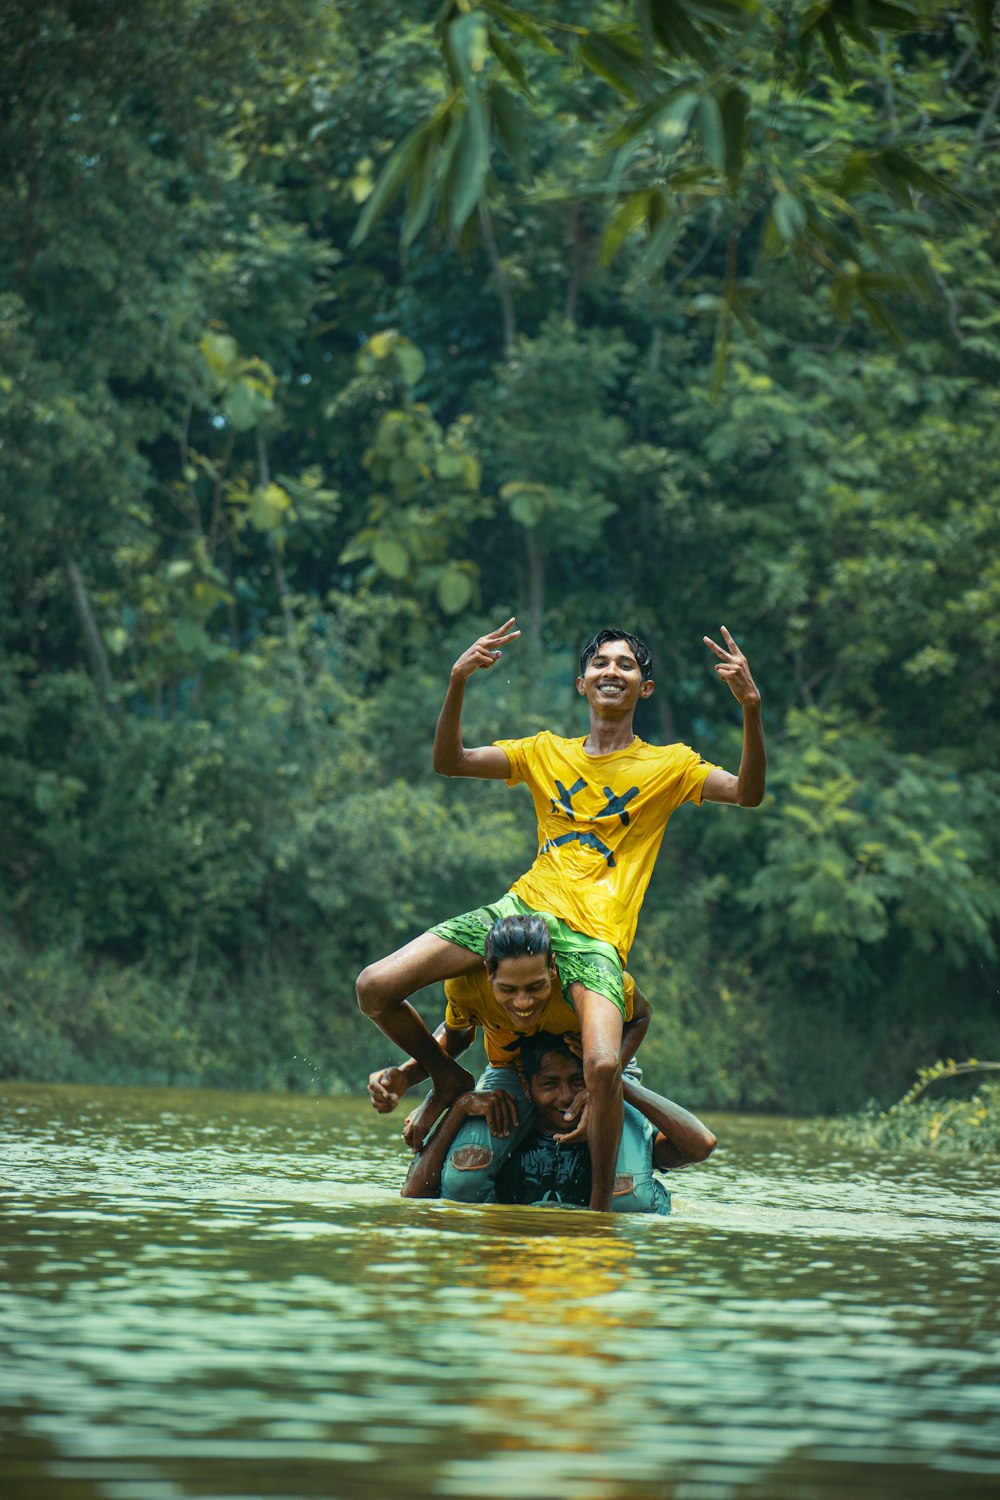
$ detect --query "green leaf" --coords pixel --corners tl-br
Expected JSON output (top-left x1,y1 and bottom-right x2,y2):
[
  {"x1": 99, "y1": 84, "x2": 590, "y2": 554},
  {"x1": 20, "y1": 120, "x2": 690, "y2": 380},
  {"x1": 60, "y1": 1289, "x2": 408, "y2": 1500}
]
[
  {"x1": 502, "y1": 481, "x2": 548, "y2": 527},
  {"x1": 647, "y1": 0, "x2": 717, "y2": 69},
  {"x1": 372, "y1": 537, "x2": 410, "y2": 579},
  {"x1": 351, "y1": 122, "x2": 431, "y2": 247},
  {"x1": 174, "y1": 618, "x2": 212, "y2": 655},
  {"x1": 446, "y1": 12, "x2": 490, "y2": 89},
  {"x1": 772, "y1": 192, "x2": 807, "y2": 244},
  {"x1": 223, "y1": 381, "x2": 258, "y2": 432},
  {"x1": 401, "y1": 123, "x2": 444, "y2": 249},
  {"x1": 696, "y1": 94, "x2": 725, "y2": 171},
  {"x1": 577, "y1": 34, "x2": 649, "y2": 100},
  {"x1": 876, "y1": 148, "x2": 974, "y2": 210},
  {"x1": 637, "y1": 206, "x2": 681, "y2": 278},
  {"x1": 249, "y1": 482, "x2": 293, "y2": 532},
  {"x1": 437, "y1": 564, "x2": 475, "y2": 614},
  {"x1": 830, "y1": 271, "x2": 856, "y2": 323},
  {"x1": 199, "y1": 330, "x2": 239, "y2": 383},
  {"x1": 601, "y1": 190, "x2": 653, "y2": 266},
  {"x1": 816, "y1": 12, "x2": 849, "y2": 84},
  {"x1": 491, "y1": 85, "x2": 532, "y2": 183},
  {"x1": 435, "y1": 450, "x2": 466, "y2": 479},
  {"x1": 481, "y1": 1, "x2": 560, "y2": 55},
  {"x1": 606, "y1": 88, "x2": 698, "y2": 153},
  {"x1": 462, "y1": 454, "x2": 482, "y2": 491},
  {"x1": 720, "y1": 85, "x2": 749, "y2": 186},
  {"x1": 446, "y1": 101, "x2": 490, "y2": 235},
  {"x1": 394, "y1": 340, "x2": 426, "y2": 388},
  {"x1": 972, "y1": 0, "x2": 994, "y2": 60},
  {"x1": 709, "y1": 303, "x2": 731, "y2": 401},
  {"x1": 488, "y1": 27, "x2": 532, "y2": 95},
  {"x1": 103, "y1": 626, "x2": 129, "y2": 657}
]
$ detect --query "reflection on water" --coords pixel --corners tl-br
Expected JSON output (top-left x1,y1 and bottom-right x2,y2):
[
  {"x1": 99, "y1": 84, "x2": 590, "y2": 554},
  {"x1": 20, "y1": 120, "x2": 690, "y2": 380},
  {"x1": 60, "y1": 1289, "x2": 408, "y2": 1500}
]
[{"x1": 1, "y1": 1082, "x2": 999, "y2": 1500}]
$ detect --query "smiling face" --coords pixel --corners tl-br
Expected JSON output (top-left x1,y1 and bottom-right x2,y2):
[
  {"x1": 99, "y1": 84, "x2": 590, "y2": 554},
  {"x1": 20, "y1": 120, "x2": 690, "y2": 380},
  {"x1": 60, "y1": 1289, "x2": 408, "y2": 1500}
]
[
  {"x1": 576, "y1": 637, "x2": 654, "y2": 714},
  {"x1": 487, "y1": 952, "x2": 558, "y2": 1030},
  {"x1": 523, "y1": 1050, "x2": 586, "y2": 1133}
]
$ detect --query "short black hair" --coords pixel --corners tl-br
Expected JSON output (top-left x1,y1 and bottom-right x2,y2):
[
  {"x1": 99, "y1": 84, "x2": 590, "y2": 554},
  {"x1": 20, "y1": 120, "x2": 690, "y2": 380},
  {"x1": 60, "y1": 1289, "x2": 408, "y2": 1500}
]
[
  {"x1": 519, "y1": 1031, "x2": 577, "y2": 1082},
  {"x1": 580, "y1": 629, "x2": 653, "y2": 681},
  {"x1": 484, "y1": 914, "x2": 553, "y2": 976}
]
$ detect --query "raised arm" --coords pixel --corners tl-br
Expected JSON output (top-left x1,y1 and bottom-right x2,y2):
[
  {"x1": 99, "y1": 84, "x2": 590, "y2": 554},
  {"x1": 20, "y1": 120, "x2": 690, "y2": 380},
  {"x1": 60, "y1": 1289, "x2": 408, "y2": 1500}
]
[
  {"x1": 432, "y1": 618, "x2": 520, "y2": 779},
  {"x1": 701, "y1": 626, "x2": 766, "y2": 807},
  {"x1": 622, "y1": 1076, "x2": 717, "y2": 1168},
  {"x1": 368, "y1": 1020, "x2": 475, "y2": 1114}
]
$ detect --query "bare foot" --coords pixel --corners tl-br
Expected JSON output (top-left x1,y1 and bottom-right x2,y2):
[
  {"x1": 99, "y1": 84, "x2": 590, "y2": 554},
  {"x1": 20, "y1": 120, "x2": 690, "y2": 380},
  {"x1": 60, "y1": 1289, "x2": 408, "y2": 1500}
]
[{"x1": 402, "y1": 1065, "x2": 474, "y2": 1150}]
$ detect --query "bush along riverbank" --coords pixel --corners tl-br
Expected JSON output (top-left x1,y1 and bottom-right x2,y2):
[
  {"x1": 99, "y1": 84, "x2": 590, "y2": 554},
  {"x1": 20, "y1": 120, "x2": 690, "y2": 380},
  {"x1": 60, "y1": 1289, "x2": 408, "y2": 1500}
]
[{"x1": 828, "y1": 1061, "x2": 1000, "y2": 1158}]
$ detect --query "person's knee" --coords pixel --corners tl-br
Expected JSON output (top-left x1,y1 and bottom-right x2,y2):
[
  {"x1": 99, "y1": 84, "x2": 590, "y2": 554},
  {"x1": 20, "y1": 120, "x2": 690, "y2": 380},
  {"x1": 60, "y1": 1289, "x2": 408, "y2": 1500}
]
[{"x1": 355, "y1": 963, "x2": 387, "y2": 1017}]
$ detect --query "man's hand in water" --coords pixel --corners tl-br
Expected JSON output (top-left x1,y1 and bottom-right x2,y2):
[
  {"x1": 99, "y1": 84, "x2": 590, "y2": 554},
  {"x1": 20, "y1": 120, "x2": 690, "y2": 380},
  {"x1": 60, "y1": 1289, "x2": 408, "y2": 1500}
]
[
  {"x1": 450, "y1": 617, "x2": 520, "y2": 682},
  {"x1": 367, "y1": 1066, "x2": 410, "y2": 1114}
]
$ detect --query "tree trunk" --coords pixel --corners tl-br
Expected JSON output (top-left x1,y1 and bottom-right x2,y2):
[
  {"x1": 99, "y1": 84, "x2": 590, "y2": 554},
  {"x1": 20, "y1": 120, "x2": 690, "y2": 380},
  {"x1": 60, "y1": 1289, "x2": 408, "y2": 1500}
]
[
  {"x1": 63, "y1": 555, "x2": 120, "y2": 720},
  {"x1": 524, "y1": 528, "x2": 546, "y2": 645},
  {"x1": 478, "y1": 202, "x2": 516, "y2": 355}
]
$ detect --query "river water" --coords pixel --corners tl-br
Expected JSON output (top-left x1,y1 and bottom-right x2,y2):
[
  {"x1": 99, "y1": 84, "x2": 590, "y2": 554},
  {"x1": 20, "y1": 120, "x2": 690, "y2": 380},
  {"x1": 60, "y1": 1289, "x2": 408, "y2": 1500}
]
[{"x1": 1, "y1": 1082, "x2": 998, "y2": 1500}]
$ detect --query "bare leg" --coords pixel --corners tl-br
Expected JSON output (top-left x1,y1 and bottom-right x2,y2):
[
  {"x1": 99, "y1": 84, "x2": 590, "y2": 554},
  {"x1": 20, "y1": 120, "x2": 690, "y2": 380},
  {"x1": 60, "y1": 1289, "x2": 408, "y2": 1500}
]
[
  {"x1": 356, "y1": 933, "x2": 484, "y2": 1147},
  {"x1": 570, "y1": 985, "x2": 624, "y2": 1213}
]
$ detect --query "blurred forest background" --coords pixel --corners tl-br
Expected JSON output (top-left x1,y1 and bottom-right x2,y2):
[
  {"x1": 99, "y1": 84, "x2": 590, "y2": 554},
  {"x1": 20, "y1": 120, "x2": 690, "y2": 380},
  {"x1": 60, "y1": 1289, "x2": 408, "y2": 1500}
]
[{"x1": 1, "y1": 0, "x2": 998, "y2": 1114}]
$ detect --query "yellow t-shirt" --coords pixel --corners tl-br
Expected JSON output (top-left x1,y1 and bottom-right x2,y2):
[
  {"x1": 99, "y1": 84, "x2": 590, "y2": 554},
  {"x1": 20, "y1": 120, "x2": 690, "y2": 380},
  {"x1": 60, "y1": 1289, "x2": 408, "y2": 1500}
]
[
  {"x1": 494, "y1": 732, "x2": 716, "y2": 961},
  {"x1": 444, "y1": 967, "x2": 636, "y2": 1068}
]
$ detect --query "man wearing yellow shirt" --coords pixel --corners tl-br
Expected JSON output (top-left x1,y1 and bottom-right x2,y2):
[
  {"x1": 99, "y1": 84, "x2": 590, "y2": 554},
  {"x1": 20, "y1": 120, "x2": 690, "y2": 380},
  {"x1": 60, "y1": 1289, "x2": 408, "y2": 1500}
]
[
  {"x1": 369, "y1": 914, "x2": 655, "y2": 1204},
  {"x1": 357, "y1": 619, "x2": 766, "y2": 1212}
]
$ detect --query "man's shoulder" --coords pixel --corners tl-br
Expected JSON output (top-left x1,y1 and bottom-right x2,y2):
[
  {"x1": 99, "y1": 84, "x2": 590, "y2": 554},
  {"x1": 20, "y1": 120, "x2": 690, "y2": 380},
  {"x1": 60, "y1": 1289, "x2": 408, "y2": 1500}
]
[
  {"x1": 517, "y1": 730, "x2": 580, "y2": 754},
  {"x1": 633, "y1": 736, "x2": 699, "y2": 758},
  {"x1": 444, "y1": 969, "x2": 492, "y2": 1012}
]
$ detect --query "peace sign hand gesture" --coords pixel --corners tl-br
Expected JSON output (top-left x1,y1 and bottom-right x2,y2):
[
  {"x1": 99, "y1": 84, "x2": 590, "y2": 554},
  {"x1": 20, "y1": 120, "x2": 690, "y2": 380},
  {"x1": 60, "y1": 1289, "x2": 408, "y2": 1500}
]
[
  {"x1": 703, "y1": 626, "x2": 761, "y2": 710},
  {"x1": 451, "y1": 617, "x2": 521, "y2": 682}
]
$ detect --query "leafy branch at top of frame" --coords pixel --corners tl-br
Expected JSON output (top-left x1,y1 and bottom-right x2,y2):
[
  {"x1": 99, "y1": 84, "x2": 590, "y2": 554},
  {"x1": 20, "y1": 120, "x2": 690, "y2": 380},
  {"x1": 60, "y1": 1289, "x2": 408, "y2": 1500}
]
[{"x1": 349, "y1": 1, "x2": 993, "y2": 374}]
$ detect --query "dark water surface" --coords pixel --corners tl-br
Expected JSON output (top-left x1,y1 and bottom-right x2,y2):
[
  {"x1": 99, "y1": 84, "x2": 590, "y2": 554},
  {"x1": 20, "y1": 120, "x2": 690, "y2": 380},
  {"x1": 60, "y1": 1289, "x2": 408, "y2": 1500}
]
[{"x1": 1, "y1": 1082, "x2": 999, "y2": 1500}]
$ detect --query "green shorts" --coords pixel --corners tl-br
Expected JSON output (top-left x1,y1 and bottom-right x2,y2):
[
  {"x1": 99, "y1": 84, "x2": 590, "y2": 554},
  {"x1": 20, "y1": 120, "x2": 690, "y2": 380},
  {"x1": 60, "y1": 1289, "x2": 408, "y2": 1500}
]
[{"x1": 430, "y1": 892, "x2": 626, "y2": 1019}]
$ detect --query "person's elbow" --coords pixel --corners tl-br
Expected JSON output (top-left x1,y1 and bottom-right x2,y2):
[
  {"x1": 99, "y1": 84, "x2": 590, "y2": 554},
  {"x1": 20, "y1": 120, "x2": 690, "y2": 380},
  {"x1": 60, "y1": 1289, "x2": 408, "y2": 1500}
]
[
  {"x1": 736, "y1": 787, "x2": 764, "y2": 808},
  {"x1": 678, "y1": 1126, "x2": 717, "y2": 1163}
]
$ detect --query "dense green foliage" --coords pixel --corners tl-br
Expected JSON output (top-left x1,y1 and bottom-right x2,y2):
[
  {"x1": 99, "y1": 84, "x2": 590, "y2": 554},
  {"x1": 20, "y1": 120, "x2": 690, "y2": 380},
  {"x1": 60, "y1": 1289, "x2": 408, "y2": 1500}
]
[
  {"x1": 828, "y1": 1061, "x2": 1000, "y2": 1157},
  {"x1": 1, "y1": 1, "x2": 998, "y2": 1110}
]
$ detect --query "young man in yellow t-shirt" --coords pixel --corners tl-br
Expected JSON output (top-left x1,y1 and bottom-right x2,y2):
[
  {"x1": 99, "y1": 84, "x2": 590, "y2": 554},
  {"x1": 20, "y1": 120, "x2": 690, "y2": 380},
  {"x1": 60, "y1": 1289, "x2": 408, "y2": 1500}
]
[
  {"x1": 369, "y1": 913, "x2": 650, "y2": 1137},
  {"x1": 369, "y1": 914, "x2": 655, "y2": 1204},
  {"x1": 357, "y1": 618, "x2": 766, "y2": 1212}
]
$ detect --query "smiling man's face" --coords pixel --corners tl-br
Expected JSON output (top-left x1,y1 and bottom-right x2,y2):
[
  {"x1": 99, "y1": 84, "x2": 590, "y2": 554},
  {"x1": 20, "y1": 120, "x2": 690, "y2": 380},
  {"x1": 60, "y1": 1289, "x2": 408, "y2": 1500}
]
[
  {"x1": 523, "y1": 1050, "x2": 586, "y2": 1133},
  {"x1": 487, "y1": 952, "x2": 558, "y2": 1030},
  {"x1": 576, "y1": 637, "x2": 653, "y2": 713}
]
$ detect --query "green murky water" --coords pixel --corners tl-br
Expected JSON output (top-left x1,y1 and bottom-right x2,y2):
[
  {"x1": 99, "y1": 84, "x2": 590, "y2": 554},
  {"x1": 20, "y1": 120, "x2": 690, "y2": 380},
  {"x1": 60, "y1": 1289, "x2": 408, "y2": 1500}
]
[{"x1": 1, "y1": 1082, "x2": 998, "y2": 1500}]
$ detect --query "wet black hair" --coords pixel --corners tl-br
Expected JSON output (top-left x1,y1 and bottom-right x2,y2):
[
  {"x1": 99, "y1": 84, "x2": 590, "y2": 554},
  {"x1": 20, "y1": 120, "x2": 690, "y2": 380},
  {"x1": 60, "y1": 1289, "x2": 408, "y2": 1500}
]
[
  {"x1": 519, "y1": 1031, "x2": 578, "y2": 1083},
  {"x1": 580, "y1": 628, "x2": 653, "y2": 681},
  {"x1": 484, "y1": 914, "x2": 553, "y2": 976}
]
